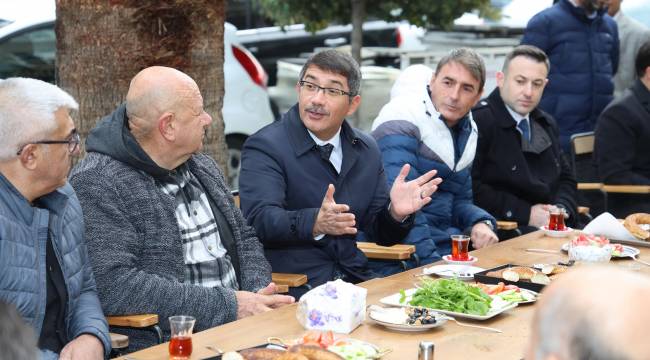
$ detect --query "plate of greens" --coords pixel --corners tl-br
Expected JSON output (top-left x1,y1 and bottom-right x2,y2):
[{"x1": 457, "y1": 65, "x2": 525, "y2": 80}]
[{"x1": 379, "y1": 278, "x2": 518, "y2": 321}]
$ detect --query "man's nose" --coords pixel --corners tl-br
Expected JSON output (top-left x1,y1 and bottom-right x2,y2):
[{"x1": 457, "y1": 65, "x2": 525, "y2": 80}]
[
  {"x1": 449, "y1": 86, "x2": 461, "y2": 101},
  {"x1": 523, "y1": 83, "x2": 533, "y2": 97}
]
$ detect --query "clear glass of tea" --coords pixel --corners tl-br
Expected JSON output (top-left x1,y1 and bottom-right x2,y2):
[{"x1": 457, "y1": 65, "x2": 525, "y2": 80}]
[
  {"x1": 451, "y1": 235, "x2": 470, "y2": 261},
  {"x1": 548, "y1": 207, "x2": 566, "y2": 231},
  {"x1": 169, "y1": 315, "x2": 196, "y2": 359}
]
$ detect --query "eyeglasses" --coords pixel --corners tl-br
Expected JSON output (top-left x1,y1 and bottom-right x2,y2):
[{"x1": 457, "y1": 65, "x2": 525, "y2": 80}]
[
  {"x1": 298, "y1": 80, "x2": 352, "y2": 98},
  {"x1": 16, "y1": 131, "x2": 81, "y2": 156}
]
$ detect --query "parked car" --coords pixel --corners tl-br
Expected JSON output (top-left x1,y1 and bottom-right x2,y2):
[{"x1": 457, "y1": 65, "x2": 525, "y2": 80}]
[
  {"x1": 236, "y1": 20, "x2": 425, "y2": 85},
  {"x1": 0, "y1": 2, "x2": 274, "y2": 189}
]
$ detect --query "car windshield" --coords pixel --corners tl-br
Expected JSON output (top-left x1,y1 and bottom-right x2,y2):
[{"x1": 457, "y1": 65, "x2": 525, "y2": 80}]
[{"x1": 0, "y1": 24, "x2": 56, "y2": 82}]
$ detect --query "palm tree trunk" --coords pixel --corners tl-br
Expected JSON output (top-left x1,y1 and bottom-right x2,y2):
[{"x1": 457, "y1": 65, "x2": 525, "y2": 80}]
[
  {"x1": 350, "y1": 0, "x2": 366, "y2": 64},
  {"x1": 56, "y1": 0, "x2": 228, "y2": 170}
]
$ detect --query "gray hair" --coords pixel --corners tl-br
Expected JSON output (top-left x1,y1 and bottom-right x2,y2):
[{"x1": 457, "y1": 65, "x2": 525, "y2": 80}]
[
  {"x1": 0, "y1": 301, "x2": 38, "y2": 360},
  {"x1": 435, "y1": 48, "x2": 486, "y2": 92},
  {"x1": 534, "y1": 287, "x2": 624, "y2": 360},
  {"x1": 298, "y1": 49, "x2": 362, "y2": 98},
  {"x1": 502, "y1": 45, "x2": 550, "y2": 73},
  {"x1": 0, "y1": 78, "x2": 78, "y2": 161}
]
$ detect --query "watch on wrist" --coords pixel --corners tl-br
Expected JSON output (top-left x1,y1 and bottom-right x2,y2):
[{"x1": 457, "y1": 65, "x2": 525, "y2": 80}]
[{"x1": 478, "y1": 219, "x2": 494, "y2": 230}]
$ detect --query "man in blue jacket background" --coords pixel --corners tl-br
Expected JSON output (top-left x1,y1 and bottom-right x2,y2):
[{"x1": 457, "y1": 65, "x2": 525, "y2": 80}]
[
  {"x1": 0, "y1": 78, "x2": 110, "y2": 359},
  {"x1": 521, "y1": 0, "x2": 619, "y2": 151}
]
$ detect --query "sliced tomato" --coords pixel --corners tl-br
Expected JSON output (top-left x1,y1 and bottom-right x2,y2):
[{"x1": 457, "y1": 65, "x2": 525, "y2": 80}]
[{"x1": 321, "y1": 331, "x2": 335, "y2": 347}]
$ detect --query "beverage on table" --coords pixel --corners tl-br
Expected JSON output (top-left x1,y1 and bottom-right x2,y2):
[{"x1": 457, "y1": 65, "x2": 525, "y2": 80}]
[
  {"x1": 169, "y1": 315, "x2": 196, "y2": 359},
  {"x1": 548, "y1": 207, "x2": 566, "y2": 231},
  {"x1": 451, "y1": 235, "x2": 470, "y2": 261}
]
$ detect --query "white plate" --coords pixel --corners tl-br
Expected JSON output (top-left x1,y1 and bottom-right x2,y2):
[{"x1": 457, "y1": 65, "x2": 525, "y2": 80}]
[
  {"x1": 561, "y1": 242, "x2": 639, "y2": 258},
  {"x1": 540, "y1": 226, "x2": 574, "y2": 238},
  {"x1": 379, "y1": 288, "x2": 518, "y2": 321},
  {"x1": 495, "y1": 288, "x2": 539, "y2": 305},
  {"x1": 367, "y1": 306, "x2": 447, "y2": 332},
  {"x1": 442, "y1": 255, "x2": 478, "y2": 265},
  {"x1": 422, "y1": 264, "x2": 485, "y2": 281}
]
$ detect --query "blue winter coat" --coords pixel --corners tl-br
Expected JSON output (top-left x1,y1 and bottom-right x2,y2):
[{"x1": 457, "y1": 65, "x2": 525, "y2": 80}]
[
  {"x1": 371, "y1": 85, "x2": 495, "y2": 275},
  {"x1": 0, "y1": 174, "x2": 110, "y2": 359},
  {"x1": 521, "y1": 0, "x2": 619, "y2": 150}
]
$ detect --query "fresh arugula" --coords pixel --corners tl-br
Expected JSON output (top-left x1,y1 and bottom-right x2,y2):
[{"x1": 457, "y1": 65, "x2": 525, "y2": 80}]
[{"x1": 400, "y1": 278, "x2": 492, "y2": 316}]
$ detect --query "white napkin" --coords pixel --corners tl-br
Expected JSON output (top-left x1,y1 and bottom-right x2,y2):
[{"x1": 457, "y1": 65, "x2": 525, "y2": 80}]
[{"x1": 582, "y1": 212, "x2": 637, "y2": 241}]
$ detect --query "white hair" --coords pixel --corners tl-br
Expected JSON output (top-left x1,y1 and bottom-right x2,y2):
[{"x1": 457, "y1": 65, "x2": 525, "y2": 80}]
[{"x1": 0, "y1": 78, "x2": 78, "y2": 161}]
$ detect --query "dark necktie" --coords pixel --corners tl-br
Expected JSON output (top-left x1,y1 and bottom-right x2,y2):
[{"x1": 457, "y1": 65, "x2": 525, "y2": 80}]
[
  {"x1": 517, "y1": 118, "x2": 531, "y2": 142},
  {"x1": 317, "y1": 143, "x2": 334, "y2": 161}
]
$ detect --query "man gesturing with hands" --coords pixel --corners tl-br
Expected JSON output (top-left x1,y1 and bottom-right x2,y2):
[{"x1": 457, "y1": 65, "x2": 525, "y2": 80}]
[{"x1": 240, "y1": 50, "x2": 442, "y2": 296}]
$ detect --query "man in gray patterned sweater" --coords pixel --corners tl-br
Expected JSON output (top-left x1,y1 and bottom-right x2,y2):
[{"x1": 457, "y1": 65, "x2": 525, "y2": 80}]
[{"x1": 69, "y1": 66, "x2": 294, "y2": 351}]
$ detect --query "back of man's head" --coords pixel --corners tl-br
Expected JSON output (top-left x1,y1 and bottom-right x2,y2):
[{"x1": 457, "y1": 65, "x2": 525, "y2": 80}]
[
  {"x1": 125, "y1": 66, "x2": 196, "y2": 140},
  {"x1": 0, "y1": 301, "x2": 38, "y2": 360},
  {"x1": 0, "y1": 78, "x2": 77, "y2": 161},
  {"x1": 528, "y1": 266, "x2": 650, "y2": 360},
  {"x1": 298, "y1": 49, "x2": 362, "y2": 98},
  {"x1": 635, "y1": 39, "x2": 650, "y2": 80}
]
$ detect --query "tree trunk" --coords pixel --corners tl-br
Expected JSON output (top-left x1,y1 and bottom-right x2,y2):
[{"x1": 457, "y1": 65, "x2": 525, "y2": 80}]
[
  {"x1": 56, "y1": 0, "x2": 228, "y2": 171},
  {"x1": 350, "y1": 0, "x2": 366, "y2": 64}
]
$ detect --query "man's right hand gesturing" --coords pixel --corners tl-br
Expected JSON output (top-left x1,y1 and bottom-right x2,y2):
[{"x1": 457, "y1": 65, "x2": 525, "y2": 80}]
[{"x1": 312, "y1": 184, "x2": 357, "y2": 237}]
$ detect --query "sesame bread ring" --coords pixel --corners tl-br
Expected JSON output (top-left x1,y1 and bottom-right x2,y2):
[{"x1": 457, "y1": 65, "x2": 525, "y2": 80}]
[{"x1": 624, "y1": 213, "x2": 650, "y2": 240}]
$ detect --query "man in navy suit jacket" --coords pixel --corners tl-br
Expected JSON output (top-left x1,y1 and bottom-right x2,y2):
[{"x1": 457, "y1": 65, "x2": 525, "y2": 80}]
[{"x1": 239, "y1": 49, "x2": 441, "y2": 295}]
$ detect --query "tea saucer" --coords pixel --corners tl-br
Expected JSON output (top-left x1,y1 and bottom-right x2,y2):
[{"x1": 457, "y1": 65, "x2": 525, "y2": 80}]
[
  {"x1": 540, "y1": 226, "x2": 573, "y2": 238},
  {"x1": 442, "y1": 255, "x2": 478, "y2": 265}
]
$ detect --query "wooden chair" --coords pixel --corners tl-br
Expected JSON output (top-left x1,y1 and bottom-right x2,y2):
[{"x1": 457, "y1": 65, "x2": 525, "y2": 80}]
[
  {"x1": 106, "y1": 314, "x2": 162, "y2": 357},
  {"x1": 356, "y1": 242, "x2": 417, "y2": 270},
  {"x1": 571, "y1": 132, "x2": 650, "y2": 216},
  {"x1": 568, "y1": 132, "x2": 604, "y2": 220}
]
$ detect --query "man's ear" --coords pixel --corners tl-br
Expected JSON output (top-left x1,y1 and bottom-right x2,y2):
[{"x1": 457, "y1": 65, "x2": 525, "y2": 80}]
[
  {"x1": 496, "y1": 71, "x2": 505, "y2": 88},
  {"x1": 157, "y1": 112, "x2": 175, "y2": 141},
  {"x1": 346, "y1": 95, "x2": 362, "y2": 116},
  {"x1": 18, "y1": 144, "x2": 40, "y2": 170}
]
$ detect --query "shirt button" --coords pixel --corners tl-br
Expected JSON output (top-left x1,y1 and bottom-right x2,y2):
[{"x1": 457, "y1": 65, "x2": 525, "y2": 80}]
[
  {"x1": 511, "y1": 165, "x2": 517, "y2": 171},
  {"x1": 49, "y1": 266, "x2": 53, "y2": 272},
  {"x1": 193, "y1": 210, "x2": 198, "y2": 216},
  {"x1": 208, "y1": 245, "x2": 213, "y2": 251},
  {"x1": 506, "y1": 211, "x2": 512, "y2": 218}
]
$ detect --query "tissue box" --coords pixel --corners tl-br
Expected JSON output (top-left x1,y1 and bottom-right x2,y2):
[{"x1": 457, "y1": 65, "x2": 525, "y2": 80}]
[{"x1": 296, "y1": 279, "x2": 367, "y2": 334}]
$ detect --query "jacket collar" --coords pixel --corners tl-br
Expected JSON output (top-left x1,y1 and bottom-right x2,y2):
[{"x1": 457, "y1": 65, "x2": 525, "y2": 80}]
[
  {"x1": 632, "y1": 78, "x2": 650, "y2": 114},
  {"x1": 285, "y1": 104, "x2": 366, "y2": 157},
  {"x1": 0, "y1": 172, "x2": 68, "y2": 223},
  {"x1": 487, "y1": 88, "x2": 553, "y2": 154},
  {"x1": 488, "y1": 88, "x2": 552, "y2": 129}
]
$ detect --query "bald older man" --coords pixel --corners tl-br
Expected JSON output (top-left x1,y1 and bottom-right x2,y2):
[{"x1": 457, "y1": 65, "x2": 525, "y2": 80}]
[
  {"x1": 527, "y1": 266, "x2": 650, "y2": 360},
  {"x1": 69, "y1": 66, "x2": 293, "y2": 351}
]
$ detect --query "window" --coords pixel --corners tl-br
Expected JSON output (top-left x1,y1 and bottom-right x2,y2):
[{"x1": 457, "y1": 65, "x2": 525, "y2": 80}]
[{"x1": 0, "y1": 25, "x2": 55, "y2": 82}]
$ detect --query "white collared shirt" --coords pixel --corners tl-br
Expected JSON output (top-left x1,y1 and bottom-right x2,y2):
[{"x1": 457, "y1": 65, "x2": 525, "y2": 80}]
[
  {"x1": 307, "y1": 128, "x2": 343, "y2": 173},
  {"x1": 505, "y1": 104, "x2": 530, "y2": 129}
]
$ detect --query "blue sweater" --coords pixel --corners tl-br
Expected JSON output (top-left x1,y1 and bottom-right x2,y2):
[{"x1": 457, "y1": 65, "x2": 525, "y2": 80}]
[{"x1": 521, "y1": 0, "x2": 619, "y2": 150}]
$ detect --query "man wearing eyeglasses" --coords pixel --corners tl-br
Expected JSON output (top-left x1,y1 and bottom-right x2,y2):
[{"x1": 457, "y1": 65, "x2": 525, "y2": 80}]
[
  {"x1": 0, "y1": 78, "x2": 110, "y2": 359},
  {"x1": 239, "y1": 49, "x2": 442, "y2": 295}
]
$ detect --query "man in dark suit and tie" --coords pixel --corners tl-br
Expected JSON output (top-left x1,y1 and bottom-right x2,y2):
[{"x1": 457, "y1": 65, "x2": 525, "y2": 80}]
[
  {"x1": 471, "y1": 45, "x2": 577, "y2": 235},
  {"x1": 239, "y1": 49, "x2": 441, "y2": 295}
]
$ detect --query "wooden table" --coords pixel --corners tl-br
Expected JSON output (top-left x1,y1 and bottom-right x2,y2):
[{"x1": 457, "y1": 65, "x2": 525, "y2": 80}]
[{"x1": 116, "y1": 231, "x2": 650, "y2": 359}]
